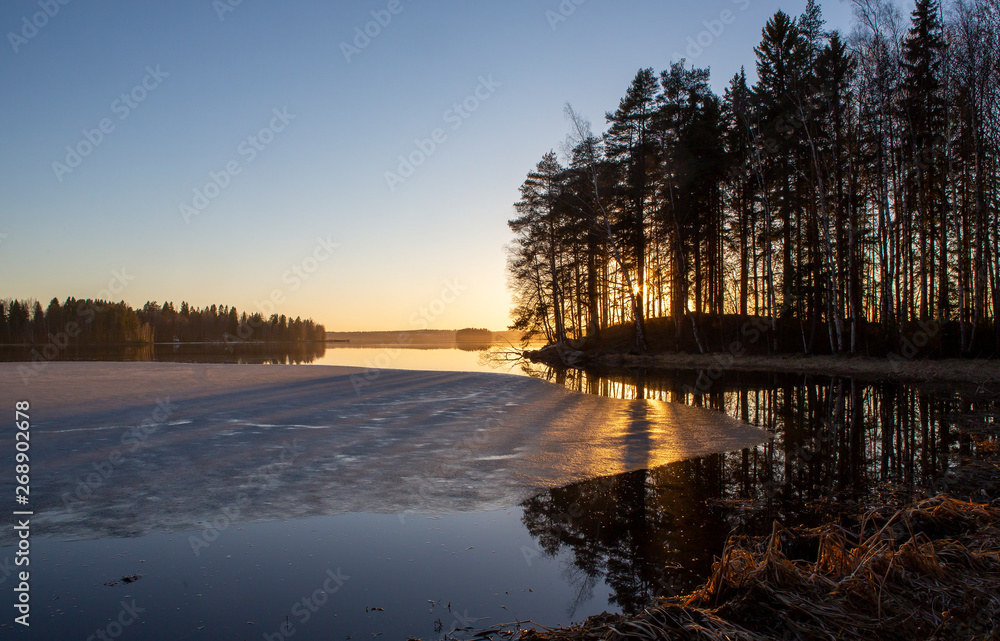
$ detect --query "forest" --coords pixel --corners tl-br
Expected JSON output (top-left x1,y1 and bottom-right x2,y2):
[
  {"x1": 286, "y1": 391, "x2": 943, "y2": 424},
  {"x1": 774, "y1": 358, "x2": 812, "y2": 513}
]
[
  {"x1": 0, "y1": 297, "x2": 326, "y2": 345},
  {"x1": 508, "y1": 0, "x2": 1000, "y2": 358}
]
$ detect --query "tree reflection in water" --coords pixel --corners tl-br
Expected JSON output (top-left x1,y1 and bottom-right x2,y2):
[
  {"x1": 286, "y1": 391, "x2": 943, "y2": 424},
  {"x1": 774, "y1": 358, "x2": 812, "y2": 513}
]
[
  {"x1": 519, "y1": 367, "x2": 999, "y2": 615},
  {"x1": 0, "y1": 341, "x2": 326, "y2": 364}
]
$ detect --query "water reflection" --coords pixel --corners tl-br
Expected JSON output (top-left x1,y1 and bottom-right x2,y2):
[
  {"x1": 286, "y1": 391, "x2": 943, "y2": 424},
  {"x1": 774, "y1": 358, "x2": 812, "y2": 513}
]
[
  {"x1": 312, "y1": 344, "x2": 530, "y2": 375},
  {"x1": 518, "y1": 365, "x2": 999, "y2": 614},
  {"x1": 0, "y1": 342, "x2": 539, "y2": 375},
  {"x1": 2, "y1": 345, "x2": 994, "y2": 626},
  {"x1": 0, "y1": 342, "x2": 327, "y2": 364},
  {"x1": 3, "y1": 367, "x2": 766, "y2": 544},
  {"x1": 522, "y1": 466, "x2": 729, "y2": 614},
  {"x1": 521, "y1": 366, "x2": 996, "y2": 497}
]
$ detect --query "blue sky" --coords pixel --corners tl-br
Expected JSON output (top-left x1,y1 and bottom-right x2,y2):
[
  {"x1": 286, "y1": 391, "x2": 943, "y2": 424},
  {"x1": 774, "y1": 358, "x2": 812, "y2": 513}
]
[{"x1": 0, "y1": 0, "x2": 901, "y2": 331}]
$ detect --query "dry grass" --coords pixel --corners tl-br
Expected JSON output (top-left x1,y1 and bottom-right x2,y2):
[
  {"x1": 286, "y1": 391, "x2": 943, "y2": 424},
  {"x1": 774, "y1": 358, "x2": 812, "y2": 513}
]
[
  {"x1": 525, "y1": 339, "x2": 1000, "y2": 385},
  {"x1": 510, "y1": 496, "x2": 1000, "y2": 641}
]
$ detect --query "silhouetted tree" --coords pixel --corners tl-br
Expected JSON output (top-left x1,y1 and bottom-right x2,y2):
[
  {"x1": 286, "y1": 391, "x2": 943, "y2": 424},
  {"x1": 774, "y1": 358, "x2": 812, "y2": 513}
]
[{"x1": 508, "y1": 0, "x2": 1000, "y2": 358}]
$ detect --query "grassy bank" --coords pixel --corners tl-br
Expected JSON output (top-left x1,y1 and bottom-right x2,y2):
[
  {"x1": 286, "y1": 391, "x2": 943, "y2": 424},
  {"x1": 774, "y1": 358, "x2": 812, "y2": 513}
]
[
  {"x1": 514, "y1": 495, "x2": 1000, "y2": 641},
  {"x1": 428, "y1": 496, "x2": 1000, "y2": 641},
  {"x1": 583, "y1": 351, "x2": 998, "y2": 384},
  {"x1": 522, "y1": 315, "x2": 1000, "y2": 384},
  {"x1": 525, "y1": 342, "x2": 1000, "y2": 385}
]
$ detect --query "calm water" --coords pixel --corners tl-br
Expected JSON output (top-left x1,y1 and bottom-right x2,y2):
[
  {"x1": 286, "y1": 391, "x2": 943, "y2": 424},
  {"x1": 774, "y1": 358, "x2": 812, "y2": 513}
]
[
  {"x1": 1, "y1": 345, "x2": 996, "y2": 639},
  {"x1": 7, "y1": 510, "x2": 616, "y2": 640},
  {"x1": 513, "y1": 366, "x2": 1000, "y2": 610},
  {"x1": 0, "y1": 342, "x2": 529, "y2": 375}
]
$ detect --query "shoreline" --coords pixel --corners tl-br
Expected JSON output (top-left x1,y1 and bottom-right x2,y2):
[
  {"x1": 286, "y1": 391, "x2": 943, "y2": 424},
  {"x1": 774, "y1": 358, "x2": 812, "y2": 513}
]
[
  {"x1": 4, "y1": 361, "x2": 999, "y2": 638},
  {"x1": 513, "y1": 494, "x2": 1000, "y2": 641},
  {"x1": 525, "y1": 345, "x2": 1000, "y2": 385}
]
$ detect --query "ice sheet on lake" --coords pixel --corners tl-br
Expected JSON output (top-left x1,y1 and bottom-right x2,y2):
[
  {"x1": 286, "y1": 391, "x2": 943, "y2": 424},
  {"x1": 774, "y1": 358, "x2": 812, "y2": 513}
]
[{"x1": 0, "y1": 362, "x2": 768, "y2": 541}]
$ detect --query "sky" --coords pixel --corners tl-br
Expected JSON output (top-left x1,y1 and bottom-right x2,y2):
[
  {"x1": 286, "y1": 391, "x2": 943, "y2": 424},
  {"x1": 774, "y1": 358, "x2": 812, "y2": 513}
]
[{"x1": 0, "y1": 0, "x2": 908, "y2": 331}]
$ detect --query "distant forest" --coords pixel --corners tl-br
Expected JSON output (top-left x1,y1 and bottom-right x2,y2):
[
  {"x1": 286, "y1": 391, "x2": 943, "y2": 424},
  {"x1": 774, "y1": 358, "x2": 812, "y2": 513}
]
[
  {"x1": 324, "y1": 328, "x2": 522, "y2": 348},
  {"x1": 508, "y1": 0, "x2": 1000, "y2": 357},
  {"x1": 0, "y1": 297, "x2": 325, "y2": 345}
]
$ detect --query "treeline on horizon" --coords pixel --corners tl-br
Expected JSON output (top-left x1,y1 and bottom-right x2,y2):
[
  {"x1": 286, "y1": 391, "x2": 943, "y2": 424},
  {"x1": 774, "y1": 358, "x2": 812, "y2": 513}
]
[
  {"x1": 508, "y1": 0, "x2": 1000, "y2": 358},
  {"x1": 0, "y1": 297, "x2": 326, "y2": 345}
]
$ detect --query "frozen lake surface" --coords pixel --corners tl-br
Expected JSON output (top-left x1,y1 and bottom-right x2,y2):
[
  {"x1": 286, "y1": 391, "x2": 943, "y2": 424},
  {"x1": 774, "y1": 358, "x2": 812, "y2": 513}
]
[{"x1": 0, "y1": 362, "x2": 767, "y2": 639}]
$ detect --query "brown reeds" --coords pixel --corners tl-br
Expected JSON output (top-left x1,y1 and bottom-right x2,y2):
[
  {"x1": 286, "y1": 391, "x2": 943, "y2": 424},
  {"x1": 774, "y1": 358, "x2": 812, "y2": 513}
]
[{"x1": 513, "y1": 496, "x2": 1000, "y2": 641}]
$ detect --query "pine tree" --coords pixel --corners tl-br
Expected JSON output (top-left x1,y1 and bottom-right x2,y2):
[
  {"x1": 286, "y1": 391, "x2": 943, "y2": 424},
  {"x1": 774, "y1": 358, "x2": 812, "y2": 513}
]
[
  {"x1": 0, "y1": 301, "x2": 7, "y2": 344},
  {"x1": 816, "y1": 32, "x2": 860, "y2": 352},
  {"x1": 901, "y1": 0, "x2": 948, "y2": 322},
  {"x1": 799, "y1": 0, "x2": 827, "y2": 50},
  {"x1": 504, "y1": 0, "x2": 1000, "y2": 357},
  {"x1": 509, "y1": 152, "x2": 568, "y2": 343},
  {"x1": 723, "y1": 69, "x2": 758, "y2": 319},
  {"x1": 565, "y1": 136, "x2": 610, "y2": 338},
  {"x1": 658, "y1": 62, "x2": 725, "y2": 351},
  {"x1": 754, "y1": 11, "x2": 810, "y2": 340},
  {"x1": 604, "y1": 68, "x2": 661, "y2": 352}
]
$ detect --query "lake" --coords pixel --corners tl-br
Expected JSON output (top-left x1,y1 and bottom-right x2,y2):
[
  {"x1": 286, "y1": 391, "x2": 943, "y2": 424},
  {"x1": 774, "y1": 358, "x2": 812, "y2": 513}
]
[
  {"x1": 0, "y1": 342, "x2": 530, "y2": 375},
  {"x1": 0, "y1": 345, "x2": 996, "y2": 639}
]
